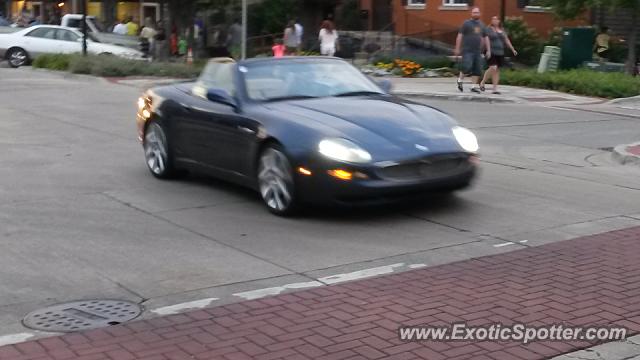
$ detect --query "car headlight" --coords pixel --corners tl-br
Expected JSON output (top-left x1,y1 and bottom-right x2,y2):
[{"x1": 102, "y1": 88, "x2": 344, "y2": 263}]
[
  {"x1": 452, "y1": 126, "x2": 479, "y2": 153},
  {"x1": 318, "y1": 138, "x2": 372, "y2": 163}
]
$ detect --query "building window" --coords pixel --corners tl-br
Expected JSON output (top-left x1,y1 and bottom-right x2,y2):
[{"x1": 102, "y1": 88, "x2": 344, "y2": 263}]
[
  {"x1": 405, "y1": 0, "x2": 426, "y2": 9},
  {"x1": 520, "y1": 0, "x2": 550, "y2": 12},
  {"x1": 442, "y1": 0, "x2": 468, "y2": 5}
]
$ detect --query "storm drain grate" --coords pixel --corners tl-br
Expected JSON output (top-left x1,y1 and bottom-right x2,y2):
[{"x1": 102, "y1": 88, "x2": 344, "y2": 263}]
[{"x1": 23, "y1": 299, "x2": 142, "y2": 332}]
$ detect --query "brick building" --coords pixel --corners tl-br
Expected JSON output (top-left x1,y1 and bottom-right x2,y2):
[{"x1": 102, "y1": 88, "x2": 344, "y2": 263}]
[
  {"x1": 7, "y1": 0, "x2": 161, "y2": 26},
  {"x1": 359, "y1": 0, "x2": 587, "y2": 41}
]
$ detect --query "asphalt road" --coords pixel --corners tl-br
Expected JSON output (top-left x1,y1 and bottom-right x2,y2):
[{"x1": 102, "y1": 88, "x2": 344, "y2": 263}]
[{"x1": 1, "y1": 68, "x2": 639, "y2": 341}]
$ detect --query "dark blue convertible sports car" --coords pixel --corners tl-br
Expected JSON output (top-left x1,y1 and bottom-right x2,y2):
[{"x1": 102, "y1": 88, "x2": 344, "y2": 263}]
[{"x1": 136, "y1": 57, "x2": 479, "y2": 215}]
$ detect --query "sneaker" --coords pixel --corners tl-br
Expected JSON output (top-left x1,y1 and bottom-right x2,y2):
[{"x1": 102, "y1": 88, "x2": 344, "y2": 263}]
[
  {"x1": 457, "y1": 79, "x2": 463, "y2": 92},
  {"x1": 470, "y1": 88, "x2": 481, "y2": 94}
]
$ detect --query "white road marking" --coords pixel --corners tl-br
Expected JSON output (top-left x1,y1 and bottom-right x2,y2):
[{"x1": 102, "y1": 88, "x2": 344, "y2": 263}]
[
  {"x1": 408, "y1": 264, "x2": 427, "y2": 269},
  {"x1": 493, "y1": 242, "x2": 517, "y2": 248},
  {"x1": 520, "y1": 240, "x2": 529, "y2": 243},
  {"x1": 233, "y1": 281, "x2": 323, "y2": 300},
  {"x1": 150, "y1": 298, "x2": 219, "y2": 315},
  {"x1": 318, "y1": 263, "x2": 405, "y2": 284},
  {"x1": 0, "y1": 332, "x2": 35, "y2": 347}
]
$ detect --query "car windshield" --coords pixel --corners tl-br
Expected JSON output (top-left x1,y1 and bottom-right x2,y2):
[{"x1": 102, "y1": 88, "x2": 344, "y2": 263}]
[{"x1": 241, "y1": 59, "x2": 383, "y2": 101}]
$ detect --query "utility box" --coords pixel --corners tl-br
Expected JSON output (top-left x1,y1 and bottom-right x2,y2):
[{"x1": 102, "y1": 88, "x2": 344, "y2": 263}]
[
  {"x1": 560, "y1": 27, "x2": 596, "y2": 69},
  {"x1": 537, "y1": 46, "x2": 560, "y2": 73}
]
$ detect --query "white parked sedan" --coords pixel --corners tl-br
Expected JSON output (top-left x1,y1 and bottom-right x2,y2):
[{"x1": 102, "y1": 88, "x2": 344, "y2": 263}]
[{"x1": 0, "y1": 25, "x2": 144, "y2": 68}]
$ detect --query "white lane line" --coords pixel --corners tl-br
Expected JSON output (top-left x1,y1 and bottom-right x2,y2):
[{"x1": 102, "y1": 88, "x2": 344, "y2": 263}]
[
  {"x1": 150, "y1": 298, "x2": 219, "y2": 315},
  {"x1": 0, "y1": 333, "x2": 35, "y2": 347},
  {"x1": 408, "y1": 264, "x2": 427, "y2": 269},
  {"x1": 318, "y1": 263, "x2": 405, "y2": 285},
  {"x1": 233, "y1": 281, "x2": 323, "y2": 300},
  {"x1": 493, "y1": 242, "x2": 517, "y2": 248}
]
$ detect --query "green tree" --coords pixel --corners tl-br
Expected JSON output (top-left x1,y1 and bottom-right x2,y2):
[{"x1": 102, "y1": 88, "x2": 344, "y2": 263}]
[{"x1": 541, "y1": 0, "x2": 639, "y2": 74}]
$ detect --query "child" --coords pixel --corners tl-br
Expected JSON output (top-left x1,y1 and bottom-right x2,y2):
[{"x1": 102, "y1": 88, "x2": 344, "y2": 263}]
[
  {"x1": 272, "y1": 38, "x2": 285, "y2": 58},
  {"x1": 177, "y1": 37, "x2": 188, "y2": 58}
]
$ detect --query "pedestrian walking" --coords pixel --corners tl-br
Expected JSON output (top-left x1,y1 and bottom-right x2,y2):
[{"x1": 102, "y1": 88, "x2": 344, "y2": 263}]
[
  {"x1": 454, "y1": 7, "x2": 490, "y2": 93},
  {"x1": 169, "y1": 24, "x2": 178, "y2": 57},
  {"x1": 272, "y1": 38, "x2": 285, "y2": 58},
  {"x1": 318, "y1": 20, "x2": 338, "y2": 57},
  {"x1": 113, "y1": 18, "x2": 127, "y2": 35},
  {"x1": 140, "y1": 18, "x2": 157, "y2": 59},
  {"x1": 154, "y1": 22, "x2": 168, "y2": 61},
  {"x1": 294, "y1": 18, "x2": 304, "y2": 52},
  {"x1": 284, "y1": 21, "x2": 298, "y2": 55},
  {"x1": 480, "y1": 16, "x2": 517, "y2": 95},
  {"x1": 594, "y1": 26, "x2": 610, "y2": 62},
  {"x1": 227, "y1": 18, "x2": 242, "y2": 59},
  {"x1": 126, "y1": 16, "x2": 139, "y2": 36}
]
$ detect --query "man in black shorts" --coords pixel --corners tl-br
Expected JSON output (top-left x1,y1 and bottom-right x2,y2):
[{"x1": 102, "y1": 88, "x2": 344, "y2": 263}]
[{"x1": 454, "y1": 7, "x2": 490, "y2": 93}]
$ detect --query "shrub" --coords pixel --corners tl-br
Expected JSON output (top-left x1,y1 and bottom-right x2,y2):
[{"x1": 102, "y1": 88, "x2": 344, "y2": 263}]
[
  {"x1": 32, "y1": 53, "x2": 72, "y2": 70},
  {"x1": 33, "y1": 53, "x2": 203, "y2": 78},
  {"x1": 504, "y1": 17, "x2": 543, "y2": 66},
  {"x1": 501, "y1": 69, "x2": 640, "y2": 98}
]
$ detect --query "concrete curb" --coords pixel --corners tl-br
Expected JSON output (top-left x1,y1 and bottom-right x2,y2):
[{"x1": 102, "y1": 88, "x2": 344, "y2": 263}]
[
  {"x1": 608, "y1": 95, "x2": 640, "y2": 106},
  {"x1": 394, "y1": 91, "x2": 518, "y2": 104},
  {"x1": 28, "y1": 67, "x2": 109, "y2": 84},
  {"x1": 612, "y1": 142, "x2": 640, "y2": 165}
]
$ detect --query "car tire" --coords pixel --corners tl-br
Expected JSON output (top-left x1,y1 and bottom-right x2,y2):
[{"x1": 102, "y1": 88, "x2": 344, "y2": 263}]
[
  {"x1": 257, "y1": 144, "x2": 298, "y2": 216},
  {"x1": 7, "y1": 47, "x2": 28, "y2": 68},
  {"x1": 143, "y1": 120, "x2": 177, "y2": 179}
]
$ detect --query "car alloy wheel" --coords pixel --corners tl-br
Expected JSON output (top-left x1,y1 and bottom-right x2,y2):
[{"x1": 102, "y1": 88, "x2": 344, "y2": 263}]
[
  {"x1": 8, "y1": 48, "x2": 27, "y2": 68},
  {"x1": 258, "y1": 147, "x2": 296, "y2": 215},
  {"x1": 143, "y1": 122, "x2": 172, "y2": 178}
]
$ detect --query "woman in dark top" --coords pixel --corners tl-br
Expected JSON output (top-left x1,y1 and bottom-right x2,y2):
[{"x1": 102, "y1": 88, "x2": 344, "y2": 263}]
[{"x1": 480, "y1": 16, "x2": 517, "y2": 95}]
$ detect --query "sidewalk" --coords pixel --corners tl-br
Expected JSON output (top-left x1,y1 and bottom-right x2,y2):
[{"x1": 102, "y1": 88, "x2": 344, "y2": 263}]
[
  {"x1": 389, "y1": 78, "x2": 640, "y2": 119},
  {"x1": 2, "y1": 226, "x2": 640, "y2": 360}
]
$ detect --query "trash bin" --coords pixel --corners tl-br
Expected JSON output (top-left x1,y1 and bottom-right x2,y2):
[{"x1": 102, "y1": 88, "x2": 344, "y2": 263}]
[{"x1": 560, "y1": 27, "x2": 595, "y2": 70}]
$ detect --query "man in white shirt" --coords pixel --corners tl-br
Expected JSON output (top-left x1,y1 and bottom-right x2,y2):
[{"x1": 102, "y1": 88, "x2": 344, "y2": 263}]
[
  {"x1": 113, "y1": 19, "x2": 127, "y2": 35},
  {"x1": 294, "y1": 19, "x2": 303, "y2": 52}
]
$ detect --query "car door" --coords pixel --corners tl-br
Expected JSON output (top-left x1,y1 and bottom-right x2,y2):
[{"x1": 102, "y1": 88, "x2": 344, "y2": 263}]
[
  {"x1": 21, "y1": 27, "x2": 59, "y2": 56},
  {"x1": 176, "y1": 61, "x2": 259, "y2": 176},
  {"x1": 54, "y1": 29, "x2": 82, "y2": 54}
]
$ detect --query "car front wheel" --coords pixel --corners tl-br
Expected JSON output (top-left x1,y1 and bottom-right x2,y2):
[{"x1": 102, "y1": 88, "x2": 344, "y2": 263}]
[
  {"x1": 143, "y1": 121, "x2": 176, "y2": 179},
  {"x1": 7, "y1": 48, "x2": 28, "y2": 68},
  {"x1": 258, "y1": 145, "x2": 297, "y2": 216}
]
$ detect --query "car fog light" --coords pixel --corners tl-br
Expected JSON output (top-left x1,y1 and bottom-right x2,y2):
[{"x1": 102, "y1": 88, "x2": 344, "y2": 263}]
[{"x1": 298, "y1": 167, "x2": 312, "y2": 176}]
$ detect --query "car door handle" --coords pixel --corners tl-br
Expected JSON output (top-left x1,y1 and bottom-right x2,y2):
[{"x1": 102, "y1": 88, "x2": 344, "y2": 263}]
[{"x1": 237, "y1": 126, "x2": 255, "y2": 134}]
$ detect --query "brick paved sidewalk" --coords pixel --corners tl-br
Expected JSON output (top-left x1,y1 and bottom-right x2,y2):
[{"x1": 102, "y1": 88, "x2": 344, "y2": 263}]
[{"x1": 3, "y1": 227, "x2": 640, "y2": 360}]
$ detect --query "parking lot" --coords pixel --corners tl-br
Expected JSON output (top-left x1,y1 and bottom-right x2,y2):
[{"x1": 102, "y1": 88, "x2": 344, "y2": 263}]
[{"x1": 1, "y1": 67, "x2": 640, "y2": 341}]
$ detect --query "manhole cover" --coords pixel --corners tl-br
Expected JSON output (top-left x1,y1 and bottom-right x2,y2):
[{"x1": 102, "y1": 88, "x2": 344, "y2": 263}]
[{"x1": 23, "y1": 299, "x2": 142, "y2": 332}]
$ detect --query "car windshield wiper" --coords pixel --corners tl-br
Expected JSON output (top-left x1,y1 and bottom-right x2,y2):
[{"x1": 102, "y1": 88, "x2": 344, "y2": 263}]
[
  {"x1": 333, "y1": 91, "x2": 384, "y2": 97},
  {"x1": 263, "y1": 95, "x2": 319, "y2": 102}
]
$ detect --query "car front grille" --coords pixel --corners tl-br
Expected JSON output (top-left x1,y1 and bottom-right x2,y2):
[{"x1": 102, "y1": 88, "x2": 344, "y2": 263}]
[{"x1": 377, "y1": 155, "x2": 469, "y2": 182}]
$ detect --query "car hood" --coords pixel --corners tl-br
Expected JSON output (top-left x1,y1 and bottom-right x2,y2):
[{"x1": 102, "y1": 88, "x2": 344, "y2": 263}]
[{"x1": 264, "y1": 96, "x2": 463, "y2": 161}]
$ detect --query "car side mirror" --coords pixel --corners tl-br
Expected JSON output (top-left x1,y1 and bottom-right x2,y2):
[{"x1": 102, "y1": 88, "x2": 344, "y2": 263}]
[
  {"x1": 377, "y1": 79, "x2": 393, "y2": 94},
  {"x1": 206, "y1": 88, "x2": 237, "y2": 108}
]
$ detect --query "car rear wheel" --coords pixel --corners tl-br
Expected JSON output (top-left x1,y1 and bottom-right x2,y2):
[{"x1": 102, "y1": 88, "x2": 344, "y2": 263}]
[
  {"x1": 143, "y1": 121, "x2": 176, "y2": 179},
  {"x1": 258, "y1": 146, "x2": 297, "y2": 216},
  {"x1": 7, "y1": 48, "x2": 28, "y2": 68}
]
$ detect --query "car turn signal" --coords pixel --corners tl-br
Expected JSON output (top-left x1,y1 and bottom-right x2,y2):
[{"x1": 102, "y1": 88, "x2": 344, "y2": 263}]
[{"x1": 328, "y1": 169, "x2": 353, "y2": 181}]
